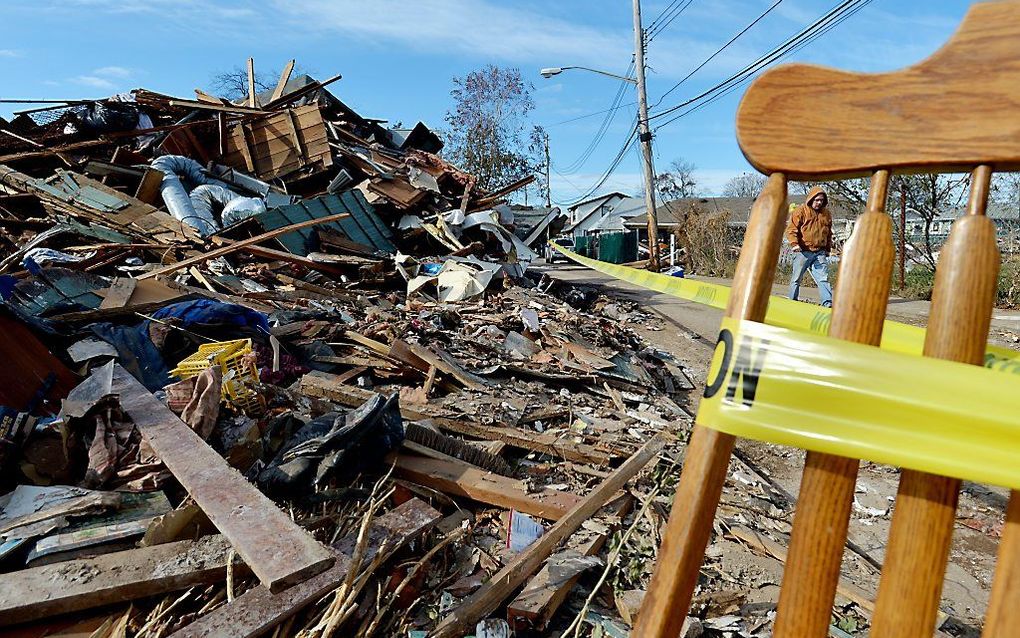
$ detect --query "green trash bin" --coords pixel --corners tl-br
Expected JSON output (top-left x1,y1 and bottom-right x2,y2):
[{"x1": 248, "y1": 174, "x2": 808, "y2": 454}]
[{"x1": 597, "y1": 231, "x2": 638, "y2": 264}]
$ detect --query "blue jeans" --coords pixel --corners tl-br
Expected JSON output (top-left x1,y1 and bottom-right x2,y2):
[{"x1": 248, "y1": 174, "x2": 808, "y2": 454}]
[{"x1": 789, "y1": 249, "x2": 832, "y2": 307}]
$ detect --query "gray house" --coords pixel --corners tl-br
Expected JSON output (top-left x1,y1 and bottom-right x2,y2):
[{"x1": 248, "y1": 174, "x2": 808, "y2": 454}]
[{"x1": 565, "y1": 192, "x2": 629, "y2": 237}]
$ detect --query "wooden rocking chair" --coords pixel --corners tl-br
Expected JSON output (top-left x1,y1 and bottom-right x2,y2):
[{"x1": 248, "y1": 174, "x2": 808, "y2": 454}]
[{"x1": 634, "y1": 3, "x2": 1020, "y2": 636}]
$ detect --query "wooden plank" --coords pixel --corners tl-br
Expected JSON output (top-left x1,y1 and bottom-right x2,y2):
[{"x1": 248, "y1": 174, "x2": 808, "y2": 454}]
[
  {"x1": 111, "y1": 365, "x2": 333, "y2": 592},
  {"x1": 727, "y1": 525, "x2": 880, "y2": 617},
  {"x1": 431, "y1": 435, "x2": 667, "y2": 638},
  {"x1": 298, "y1": 372, "x2": 614, "y2": 464},
  {"x1": 270, "y1": 60, "x2": 295, "y2": 102},
  {"x1": 0, "y1": 535, "x2": 234, "y2": 626},
  {"x1": 138, "y1": 213, "x2": 351, "y2": 280},
  {"x1": 133, "y1": 168, "x2": 164, "y2": 205},
  {"x1": 98, "y1": 277, "x2": 137, "y2": 310},
  {"x1": 246, "y1": 58, "x2": 257, "y2": 108},
  {"x1": 224, "y1": 119, "x2": 328, "y2": 158},
  {"x1": 168, "y1": 498, "x2": 441, "y2": 638},
  {"x1": 207, "y1": 237, "x2": 349, "y2": 278},
  {"x1": 508, "y1": 495, "x2": 633, "y2": 629},
  {"x1": 235, "y1": 123, "x2": 256, "y2": 172},
  {"x1": 285, "y1": 109, "x2": 306, "y2": 163},
  {"x1": 262, "y1": 74, "x2": 341, "y2": 111},
  {"x1": 406, "y1": 343, "x2": 488, "y2": 390},
  {"x1": 393, "y1": 454, "x2": 581, "y2": 521},
  {"x1": 167, "y1": 99, "x2": 266, "y2": 114}
]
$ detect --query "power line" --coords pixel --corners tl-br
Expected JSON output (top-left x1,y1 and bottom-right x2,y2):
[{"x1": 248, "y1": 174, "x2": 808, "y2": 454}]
[
  {"x1": 646, "y1": 0, "x2": 696, "y2": 42},
  {"x1": 563, "y1": 124, "x2": 639, "y2": 206},
  {"x1": 651, "y1": 0, "x2": 785, "y2": 109},
  {"x1": 547, "y1": 101, "x2": 637, "y2": 127},
  {"x1": 557, "y1": 62, "x2": 636, "y2": 173},
  {"x1": 649, "y1": 0, "x2": 870, "y2": 122},
  {"x1": 646, "y1": 0, "x2": 686, "y2": 34},
  {"x1": 653, "y1": 0, "x2": 872, "y2": 130}
]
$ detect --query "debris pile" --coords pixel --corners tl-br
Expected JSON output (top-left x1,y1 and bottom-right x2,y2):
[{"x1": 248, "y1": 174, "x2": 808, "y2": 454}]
[{"x1": 0, "y1": 63, "x2": 692, "y2": 637}]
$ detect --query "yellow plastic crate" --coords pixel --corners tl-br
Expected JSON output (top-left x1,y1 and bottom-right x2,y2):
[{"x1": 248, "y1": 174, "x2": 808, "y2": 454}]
[{"x1": 171, "y1": 339, "x2": 264, "y2": 416}]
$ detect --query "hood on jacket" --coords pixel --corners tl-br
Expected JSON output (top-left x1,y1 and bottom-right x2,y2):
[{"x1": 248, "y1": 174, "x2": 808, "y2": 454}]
[{"x1": 803, "y1": 186, "x2": 829, "y2": 212}]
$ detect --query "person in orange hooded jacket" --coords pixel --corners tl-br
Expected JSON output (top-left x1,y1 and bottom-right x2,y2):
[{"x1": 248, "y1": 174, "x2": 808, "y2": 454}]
[{"x1": 785, "y1": 186, "x2": 833, "y2": 307}]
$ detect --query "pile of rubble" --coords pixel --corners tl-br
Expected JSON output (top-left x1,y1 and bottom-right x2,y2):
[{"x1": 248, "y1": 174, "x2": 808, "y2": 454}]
[{"x1": 0, "y1": 64, "x2": 690, "y2": 637}]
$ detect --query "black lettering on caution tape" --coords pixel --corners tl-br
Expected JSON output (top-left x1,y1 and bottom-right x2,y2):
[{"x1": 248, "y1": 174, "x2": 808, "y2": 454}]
[{"x1": 704, "y1": 328, "x2": 770, "y2": 407}]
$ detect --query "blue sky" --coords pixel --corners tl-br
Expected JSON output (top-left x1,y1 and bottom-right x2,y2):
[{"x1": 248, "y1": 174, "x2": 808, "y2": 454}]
[{"x1": 0, "y1": 0, "x2": 973, "y2": 203}]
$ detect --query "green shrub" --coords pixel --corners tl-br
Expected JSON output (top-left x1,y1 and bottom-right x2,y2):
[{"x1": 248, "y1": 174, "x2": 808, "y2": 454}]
[{"x1": 902, "y1": 266, "x2": 935, "y2": 301}]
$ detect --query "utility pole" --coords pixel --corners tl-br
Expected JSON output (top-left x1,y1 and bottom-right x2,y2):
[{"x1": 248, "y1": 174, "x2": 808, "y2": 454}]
[
  {"x1": 899, "y1": 185, "x2": 907, "y2": 289},
  {"x1": 544, "y1": 132, "x2": 552, "y2": 208},
  {"x1": 632, "y1": 0, "x2": 660, "y2": 270}
]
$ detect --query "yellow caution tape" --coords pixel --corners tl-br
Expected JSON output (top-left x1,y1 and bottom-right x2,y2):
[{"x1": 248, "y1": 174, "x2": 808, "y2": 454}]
[
  {"x1": 549, "y1": 242, "x2": 1020, "y2": 372},
  {"x1": 699, "y1": 318, "x2": 1020, "y2": 490}
]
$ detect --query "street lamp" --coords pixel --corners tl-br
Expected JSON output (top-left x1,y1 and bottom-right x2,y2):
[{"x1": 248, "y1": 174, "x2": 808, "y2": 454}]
[
  {"x1": 539, "y1": 66, "x2": 637, "y2": 84},
  {"x1": 540, "y1": 42, "x2": 661, "y2": 270}
]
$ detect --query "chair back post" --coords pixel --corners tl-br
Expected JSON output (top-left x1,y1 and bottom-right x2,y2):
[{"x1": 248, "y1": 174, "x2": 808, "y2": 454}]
[
  {"x1": 773, "y1": 169, "x2": 894, "y2": 638},
  {"x1": 870, "y1": 165, "x2": 998, "y2": 636},
  {"x1": 632, "y1": 173, "x2": 787, "y2": 638}
]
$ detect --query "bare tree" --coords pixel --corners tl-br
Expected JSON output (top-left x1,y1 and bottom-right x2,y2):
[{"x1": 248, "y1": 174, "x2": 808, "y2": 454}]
[
  {"x1": 654, "y1": 158, "x2": 698, "y2": 200},
  {"x1": 208, "y1": 63, "x2": 311, "y2": 102},
  {"x1": 443, "y1": 65, "x2": 543, "y2": 194},
  {"x1": 721, "y1": 172, "x2": 767, "y2": 198},
  {"x1": 810, "y1": 175, "x2": 970, "y2": 268}
]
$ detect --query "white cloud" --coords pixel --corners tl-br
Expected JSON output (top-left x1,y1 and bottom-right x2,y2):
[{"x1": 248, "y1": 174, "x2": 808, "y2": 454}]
[
  {"x1": 72, "y1": 75, "x2": 117, "y2": 89},
  {"x1": 0, "y1": 49, "x2": 21, "y2": 58},
  {"x1": 93, "y1": 66, "x2": 132, "y2": 78},
  {"x1": 274, "y1": 0, "x2": 633, "y2": 69}
]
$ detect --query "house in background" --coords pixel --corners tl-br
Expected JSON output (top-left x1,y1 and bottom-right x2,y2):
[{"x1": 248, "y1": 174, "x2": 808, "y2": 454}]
[{"x1": 564, "y1": 192, "x2": 629, "y2": 237}]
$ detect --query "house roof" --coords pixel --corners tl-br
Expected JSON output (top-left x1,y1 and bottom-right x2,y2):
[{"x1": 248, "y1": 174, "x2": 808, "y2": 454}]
[{"x1": 566, "y1": 191, "x2": 628, "y2": 212}]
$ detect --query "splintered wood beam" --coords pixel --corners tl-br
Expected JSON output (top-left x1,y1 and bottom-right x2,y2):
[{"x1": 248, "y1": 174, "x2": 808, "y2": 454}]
[
  {"x1": 0, "y1": 500, "x2": 440, "y2": 631},
  {"x1": 99, "y1": 277, "x2": 137, "y2": 309},
  {"x1": 247, "y1": 57, "x2": 257, "y2": 108},
  {"x1": 138, "y1": 213, "x2": 350, "y2": 280},
  {"x1": 393, "y1": 454, "x2": 581, "y2": 521},
  {"x1": 112, "y1": 365, "x2": 334, "y2": 592},
  {"x1": 168, "y1": 498, "x2": 441, "y2": 638},
  {"x1": 298, "y1": 371, "x2": 615, "y2": 464},
  {"x1": 431, "y1": 434, "x2": 667, "y2": 638},
  {"x1": 508, "y1": 494, "x2": 633, "y2": 629},
  {"x1": 270, "y1": 60, "x2": 296, "y2": 102},
  {"x1": 0, "y1": 536, "x2": 236, "y2": 625},
  {"x1": 134, "y1": 168, "x2": 165, "y2": 205}
]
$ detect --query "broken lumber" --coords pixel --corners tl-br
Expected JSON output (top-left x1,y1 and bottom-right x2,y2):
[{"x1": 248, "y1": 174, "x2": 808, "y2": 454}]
[
  {"x1": 270, "y1": 60, "x2": 296, "y2": 102},
  {"x1": 299, "y1": 371, "x2": 613, "y2": 464},
  {"x1": 407, "y1": 343, "x2": 489, "y2": 390},
  {"x1": 112, "y1": 365, "x2": 333, "y2": 592},
  {"x1": 0, "y1": 535, "x2": 234, "y2": 625},
  {"x1": 508, "y1": 494, "x2": 634, "y2": 629},
  {"x1": 138, "y1": 213, "x2": 350, "y2": 280},
  {"x1": 431, "y1": 434, "x2": 667, "y2": 638},
  {"x1": 169, "y1": 498, "x2": 441, "y2": 638},
  {"x1": 99, "y1": 277, "x2": 137, "y2": 310},
  {"x1": 393, "y1": 454, "x2": 581, "y2": 521}
]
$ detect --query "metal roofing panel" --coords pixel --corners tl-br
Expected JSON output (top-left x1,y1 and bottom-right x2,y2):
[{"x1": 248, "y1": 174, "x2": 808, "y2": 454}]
[{"x1": 255, "y1": 190, "x2": 396, "y2": 256}]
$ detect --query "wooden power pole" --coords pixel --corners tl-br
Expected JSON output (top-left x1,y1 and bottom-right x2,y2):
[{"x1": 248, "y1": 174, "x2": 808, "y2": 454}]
[{"x1": 632, "y1": 0, "x2": 661, "y2": 270}]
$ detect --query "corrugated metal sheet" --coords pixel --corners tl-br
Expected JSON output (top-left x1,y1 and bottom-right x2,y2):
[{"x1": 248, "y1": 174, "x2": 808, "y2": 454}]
[{"x1": 255, "y1": 190, "x2": 396, "y2": 256}]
